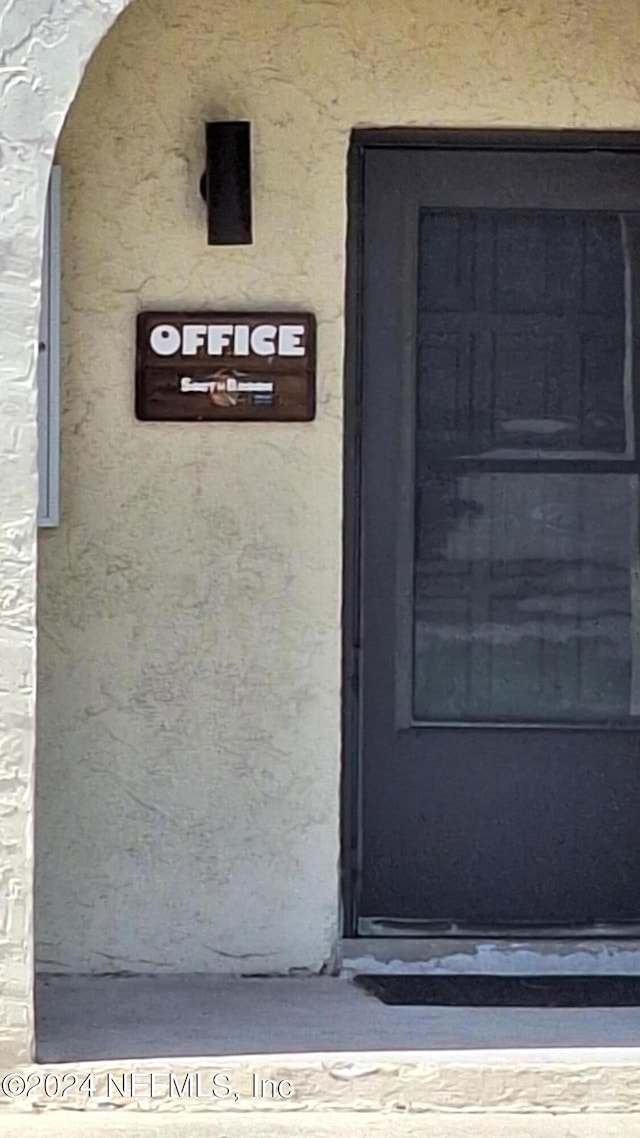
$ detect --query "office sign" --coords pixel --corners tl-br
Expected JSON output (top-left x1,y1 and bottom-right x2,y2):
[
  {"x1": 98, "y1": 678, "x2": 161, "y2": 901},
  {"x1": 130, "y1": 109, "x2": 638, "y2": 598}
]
[{"x1": 136, "y1": 311, "x2": 316, "y2": 421}]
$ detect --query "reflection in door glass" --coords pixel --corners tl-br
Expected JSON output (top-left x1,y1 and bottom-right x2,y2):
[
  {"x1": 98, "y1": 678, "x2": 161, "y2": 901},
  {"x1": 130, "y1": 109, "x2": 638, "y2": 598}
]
[
  {"x1": 416, "y1": 210, "x2": 636, "y2": 460},
  {"x1": 414, "y1": 473, "x2": 640, "y2": 720},
  {"x1": 413, "y1": 209, "x2": 640, "y2": 722}
]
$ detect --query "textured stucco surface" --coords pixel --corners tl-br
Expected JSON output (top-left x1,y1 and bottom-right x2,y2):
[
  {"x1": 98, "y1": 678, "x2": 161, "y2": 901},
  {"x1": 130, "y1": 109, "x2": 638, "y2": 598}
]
[
  {"x1": 4, "y1": 1120, "x2": 635, "y2": 1138},
  {"x1": 0, "y1": 0, "x2": 131, "y2": 1065},
  {"x1": 4, "y1": 0, "x2": 640, "y2": 1074},
  {"x1": 3, "y1": 1121, "x2": 635, "y2": 1138},
  {"x1": 10, "y1": 1046, "x2": 640, "y2": 1115},
  {"x1": 31, "y1": 0, "x2": 640, "y2": 975},
  {"x1": 3, "y1": 1116, "x2": 640, "y2": 1137}
]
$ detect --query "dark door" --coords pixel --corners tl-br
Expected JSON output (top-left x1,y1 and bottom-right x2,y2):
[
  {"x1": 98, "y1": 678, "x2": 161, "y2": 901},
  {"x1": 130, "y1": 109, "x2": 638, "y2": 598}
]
[{"x1": 352, "y1": 137, "x2": 640, "y2": 935}]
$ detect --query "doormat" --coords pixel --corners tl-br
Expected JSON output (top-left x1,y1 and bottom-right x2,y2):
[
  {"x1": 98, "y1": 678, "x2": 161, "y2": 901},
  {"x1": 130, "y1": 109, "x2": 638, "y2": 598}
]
[{"x1": 354, "y1": 974, "x2": 640, "y2": 1007}]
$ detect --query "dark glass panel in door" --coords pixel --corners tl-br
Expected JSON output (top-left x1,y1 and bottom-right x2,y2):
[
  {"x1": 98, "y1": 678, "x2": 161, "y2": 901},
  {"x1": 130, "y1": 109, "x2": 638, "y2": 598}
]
[
  {"x1": 413, "y1": 210, "x2": 640, "y2": 723},
  {"x1": 415, "y1": 472, "x2": 640, "y2": 721}
]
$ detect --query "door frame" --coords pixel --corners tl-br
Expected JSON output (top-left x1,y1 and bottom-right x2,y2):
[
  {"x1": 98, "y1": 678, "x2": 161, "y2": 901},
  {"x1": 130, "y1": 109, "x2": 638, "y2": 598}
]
[{"x1": 340, "y1": 127, "x2": 640, "y2": 940}]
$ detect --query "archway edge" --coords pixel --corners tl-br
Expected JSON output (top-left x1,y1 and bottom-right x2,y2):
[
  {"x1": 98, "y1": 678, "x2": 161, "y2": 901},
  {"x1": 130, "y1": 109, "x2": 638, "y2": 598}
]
[{"x1": 0, "y1": 0, "x2": 134, "y2": 1067}]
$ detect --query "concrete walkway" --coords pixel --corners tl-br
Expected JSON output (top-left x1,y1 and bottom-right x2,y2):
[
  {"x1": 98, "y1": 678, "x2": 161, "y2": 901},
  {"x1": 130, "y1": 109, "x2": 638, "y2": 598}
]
[
  {"x1": 37, "y1": 974, "x2": 640, "y2": 1061},
  {"x1": 17, "y1": 974, "x2": 640, "y2": 1121},
  {"x1": 6, "y1": 1115, "x2": 640, "y2": 1138}
]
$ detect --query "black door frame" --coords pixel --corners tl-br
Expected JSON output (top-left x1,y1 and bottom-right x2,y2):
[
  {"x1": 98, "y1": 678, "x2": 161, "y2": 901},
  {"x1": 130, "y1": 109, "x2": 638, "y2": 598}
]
[{"x1": 340, "y1": 127, "x2": 640, "y2": 939}]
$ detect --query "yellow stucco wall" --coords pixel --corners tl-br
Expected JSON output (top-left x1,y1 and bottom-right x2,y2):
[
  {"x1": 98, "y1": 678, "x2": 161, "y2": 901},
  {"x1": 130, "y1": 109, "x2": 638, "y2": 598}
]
[{"x1": 35, "y1": 0, "x2": 640, "y2": 972}]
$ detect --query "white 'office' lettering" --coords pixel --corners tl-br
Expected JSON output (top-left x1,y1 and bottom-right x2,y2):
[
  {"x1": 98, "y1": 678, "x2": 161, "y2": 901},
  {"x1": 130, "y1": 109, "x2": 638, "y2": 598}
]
[{"x1": 149, "y1": 323, "x2": 306, "y2": 358}]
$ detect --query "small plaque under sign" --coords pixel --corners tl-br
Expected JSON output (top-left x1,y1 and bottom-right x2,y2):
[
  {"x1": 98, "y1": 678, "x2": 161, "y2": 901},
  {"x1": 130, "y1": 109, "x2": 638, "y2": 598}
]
[{"x1": 136, "y1": 311, "x2": 316, "y2": 421}]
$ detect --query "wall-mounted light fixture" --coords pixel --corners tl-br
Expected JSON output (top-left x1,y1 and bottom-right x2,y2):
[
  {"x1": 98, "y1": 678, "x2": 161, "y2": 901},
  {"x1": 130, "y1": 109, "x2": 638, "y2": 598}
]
[{"x1": 200, "y1": 121, "x2": 253, "y2": 246}]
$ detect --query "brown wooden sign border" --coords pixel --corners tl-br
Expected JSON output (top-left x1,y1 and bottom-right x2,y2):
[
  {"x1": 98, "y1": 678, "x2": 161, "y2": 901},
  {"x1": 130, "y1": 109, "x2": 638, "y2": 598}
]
[{"x1": 136, "y1": 311, "x2": 316, "y2": 422}]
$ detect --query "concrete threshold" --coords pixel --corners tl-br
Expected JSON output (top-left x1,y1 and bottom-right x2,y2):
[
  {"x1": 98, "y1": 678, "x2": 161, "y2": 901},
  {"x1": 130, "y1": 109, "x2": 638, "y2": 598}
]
[{"x1": 340, "y1": 936, "x2": 640, "y2": 974}]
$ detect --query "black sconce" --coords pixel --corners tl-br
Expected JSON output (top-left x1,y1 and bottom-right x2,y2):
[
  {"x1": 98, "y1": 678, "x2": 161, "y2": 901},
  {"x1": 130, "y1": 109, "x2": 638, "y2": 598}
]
[{"x1": 200, "y1": 121, "x2": 253, "y2": 246}]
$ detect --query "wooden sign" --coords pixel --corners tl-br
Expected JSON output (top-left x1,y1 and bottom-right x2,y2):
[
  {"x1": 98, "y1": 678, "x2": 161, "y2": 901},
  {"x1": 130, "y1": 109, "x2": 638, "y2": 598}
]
[{"x1": 136, "y1": 312, "x2": 316, "y2": 421}]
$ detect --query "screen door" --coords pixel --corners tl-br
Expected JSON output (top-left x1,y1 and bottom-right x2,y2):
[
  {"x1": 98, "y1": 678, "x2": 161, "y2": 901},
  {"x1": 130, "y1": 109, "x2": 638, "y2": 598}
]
[{"x1": 352, "y1": 138, "x2": 640, "y2": 934}]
